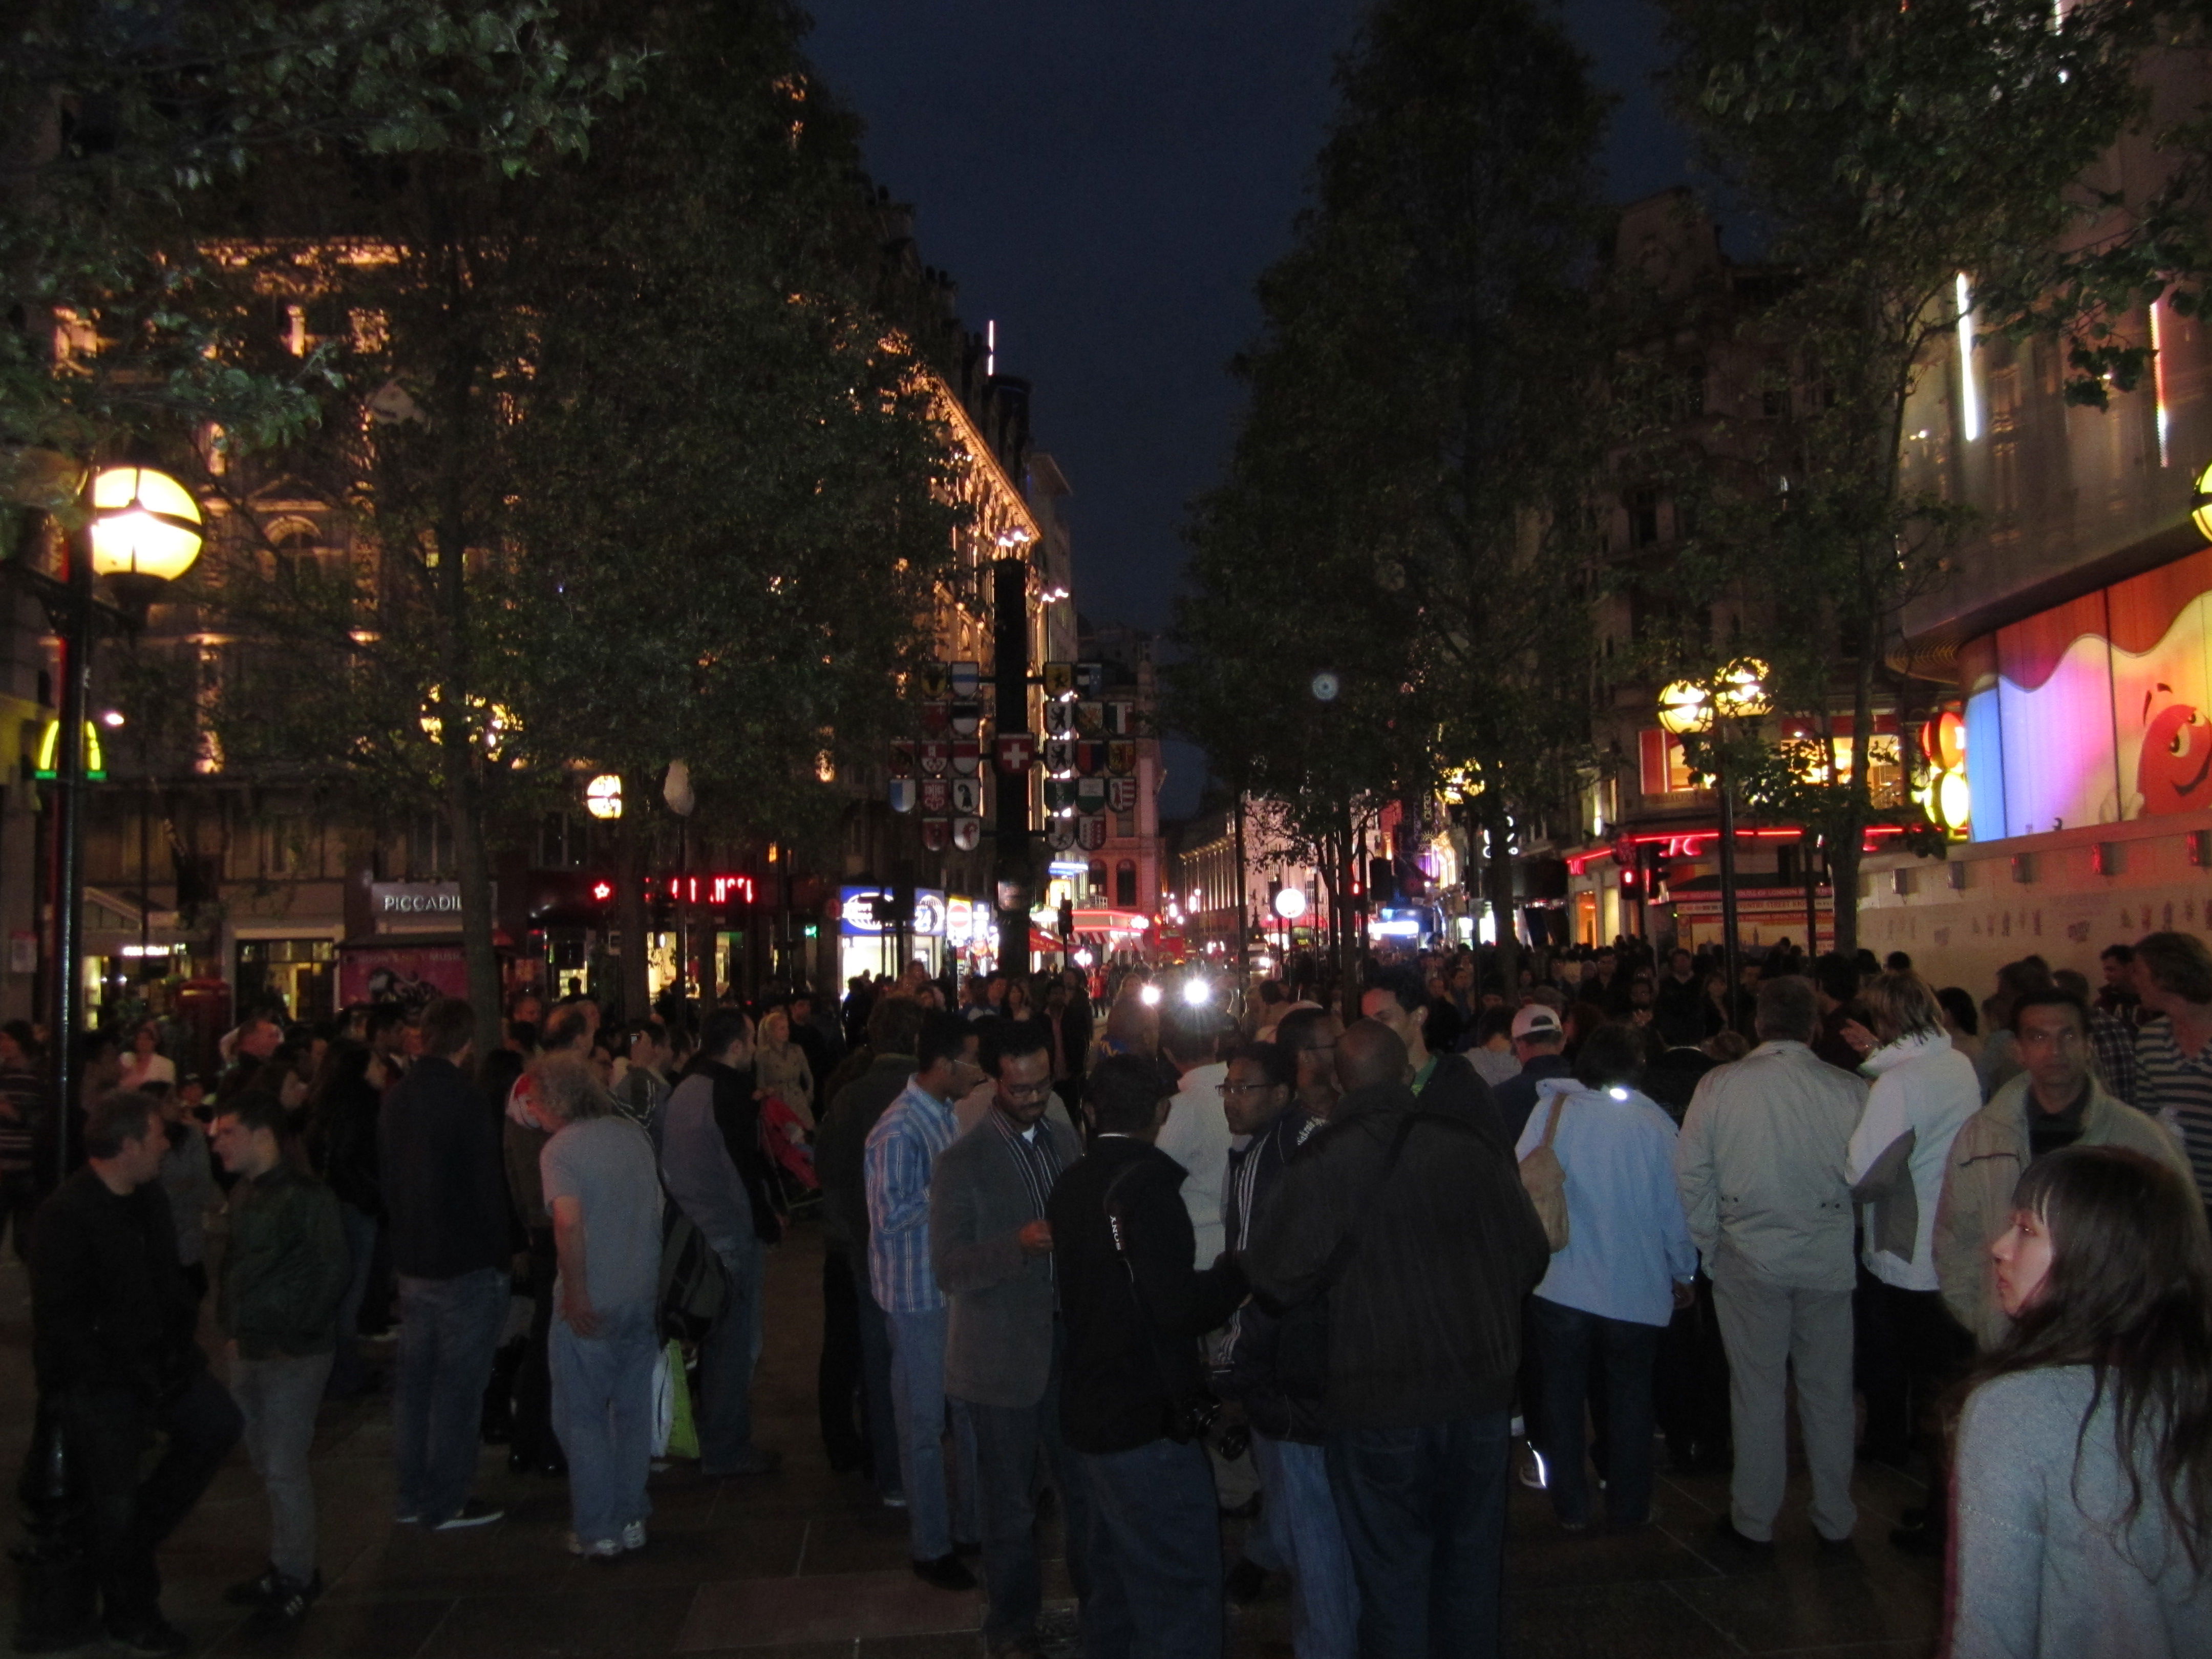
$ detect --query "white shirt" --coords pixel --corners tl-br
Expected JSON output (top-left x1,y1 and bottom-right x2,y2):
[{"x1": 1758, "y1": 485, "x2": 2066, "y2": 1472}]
[{"x1": 1156, "y1": 1061, "x2": 1232, "y2": 1267}]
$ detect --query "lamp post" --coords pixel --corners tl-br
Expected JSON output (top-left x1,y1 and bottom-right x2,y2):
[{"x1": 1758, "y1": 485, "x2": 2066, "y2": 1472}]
[
  {"x1": 32, "y1": 465, "x2": 204, "y2": 1184},
  {"x1": 1657, "y1": 661, "x2": 1768, "y2": 1024}
]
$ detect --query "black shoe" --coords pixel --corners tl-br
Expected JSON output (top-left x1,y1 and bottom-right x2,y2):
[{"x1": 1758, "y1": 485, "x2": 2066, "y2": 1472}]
[
  {"x1": 1224, "y1": 1559, "x2": 1270, "y2": 1605},
  {"x1": 431, "y1": 1498, "x2": 506, "y2": 1531},
  {"x1": 246, "y1": 1570, "x2": 323, "y2": 1631},
  {"x1": 1706, "y1": 1516, "x2": 1776, "y2": 1565},
  {"x1": 910, "y1": 1553, "x2": 977, "y2": 1592},
  {"x1": 107, "y1": 1619, "x2": 190, "y2": 1657},
  {"x1": 224, "y1": 1564, "x2": 282, "y2": 1606},
  {"x1": 1890, "y1": 1521, "x2": 1945, "y2": 1559}
]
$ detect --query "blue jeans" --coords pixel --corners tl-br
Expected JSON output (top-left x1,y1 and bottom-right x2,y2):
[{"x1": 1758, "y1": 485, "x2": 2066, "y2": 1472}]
[
  {"x1": 887, "y1": 1304, "x2": 981, "y2": 1560},
  {"x1": 550, "y1": 1298, "x2": 658, "y2": 1547},
  {"x1": 1326, "y1": 1413, "x2": 1512, "y2": 1659},
  {"x1": 1531, "y1": 1296, "x2": 1664, "y2": 1529},
  {"x1": 231, "y1": 1351, "x2": 333, "y2": 1581},
  {"x1": 1251, "y1": 1434, "x2": 1358, "y2": 1659},
  {"x1": 1078, "y1": 1436, "x2": 1223, "y2": 1659},
  {"x1": 393, "y1": 1267, "x2": 509, "y2": 1524},
  {"x1": 959, "y1": 1335, "x2": 1095, "y2": 1646},
  {"x1": 698, "y1": 1233, "x2": 765, "y2": 1472},
  {"x1": 326, "y1": 1204, "x2": 378, "y2": 1395}
]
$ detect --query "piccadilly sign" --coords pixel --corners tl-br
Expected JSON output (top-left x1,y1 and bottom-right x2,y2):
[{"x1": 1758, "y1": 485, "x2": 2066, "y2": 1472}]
[{"x1": 839, "y1": 886, "x2": 947, "y2": 938}]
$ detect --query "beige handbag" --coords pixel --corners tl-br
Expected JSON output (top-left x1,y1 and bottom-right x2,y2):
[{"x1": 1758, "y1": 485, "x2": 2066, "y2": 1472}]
[{"x1": 1519, "y1": 1094, "x2": 1571, "y2": 1252}]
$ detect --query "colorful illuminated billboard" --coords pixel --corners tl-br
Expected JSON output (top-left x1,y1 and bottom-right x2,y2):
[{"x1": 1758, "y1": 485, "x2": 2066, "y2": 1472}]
[{"x1": 1963, "y1": 546, "x2": 2212, "y2": 839}]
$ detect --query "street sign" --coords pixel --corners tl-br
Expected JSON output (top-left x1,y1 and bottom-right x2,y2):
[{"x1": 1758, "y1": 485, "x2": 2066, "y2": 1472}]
[
  {"x1": 921, "y1": 817, "x2": 950, "y2": 852},
  {"x1": 951, "y1": 739, "x2": 980, "y2": 776},
  {"x1": 951, "y1": 778, "x2": 983, "y2": 816},
  {"x1": 1107, "y1": 740, "x2": 1135, "y2": 777},
  {"x1": 889, "y1": 741, "x2": 916, "y2": 778},
  {"x1": 1077, "y1": 812, "x2": 1107, "y2": 850},
  {"x1": 888, "y1": 779, "x2": 918, "y2": 814},
  {"x1": 1043, "y1": 661, "x2": 1075, "y2": 697},
  {"x1": 1044, "y1": 702, "x2": 1075, "y2": 737},
  {"x1": 1042, "y1": 737, "x2": 1074, "y2": 773},
  {"x1": 995, "y1": 732, "x2": 1035, "y2": 773},
  {"x1": 949, "y1": 660, "x2": 981, "y2": 699},
  {"x1": 952, "y1": 816, "x2": 982, "y2": 852},
  {"x1": 920, "y1": 701, "x2": 950, "y2": 734},
  {"x1": 1047, "y1": 817, "x2": 1077, "y2": 851},
  {"x1": 1075, "y1": 661, "x2": 1105, "y2": 697},
  {"x1": 1075, "y1": 700, "x2": 1104, "y2": 736},
  {"x1": 1108, "y1": 776, "x2": 1137, "y2": 813},
  {"x1": 920, "y1": 778, "x2": 951, "y2": 814},
  {"x1": 919, "y1": 741, "x2": 950, "y2": 777},
  {"x1": 950, "y1": 700, "x2": 983, "y2": 736},
  {"x1": 917, "y1": 662, "x2": 950, "y2": 701}
]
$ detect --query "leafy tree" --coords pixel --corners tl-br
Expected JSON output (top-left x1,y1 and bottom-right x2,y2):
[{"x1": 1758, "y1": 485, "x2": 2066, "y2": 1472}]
[
  {"x1": 1652, "y1": 0, "x2": 2151, "y2": 953},
  {"x1": 1174, "y1": 0, "x2": 1613, "y2": 998},
  {"x1": 173, "y1": 0, "x2": 956, "y2": 1026}
]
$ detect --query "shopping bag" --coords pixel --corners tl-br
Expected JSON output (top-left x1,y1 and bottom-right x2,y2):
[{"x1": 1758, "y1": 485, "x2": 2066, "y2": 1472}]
[{"x1": 663, "y1": 1339, "x2": 700, "y2": 1462}]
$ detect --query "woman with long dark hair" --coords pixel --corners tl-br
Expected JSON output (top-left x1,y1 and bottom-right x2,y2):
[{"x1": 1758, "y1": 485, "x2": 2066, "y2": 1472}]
[{"x1": 1946, "y1": 1145, "x2": 2212, "y2": 1656}]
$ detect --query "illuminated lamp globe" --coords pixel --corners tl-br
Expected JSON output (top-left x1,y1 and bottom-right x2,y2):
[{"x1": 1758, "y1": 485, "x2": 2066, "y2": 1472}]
[
  {"x1": 585, "y1": 774, "x2": 623, "y2": 820},
  {"x1": 89, "y1": 466, "x2": 204, "y2": 583},
  {"x1": 1272, "y1": 886, "x2": 1309, "y2": 921},
  {"x1": 1656, "y1": 680, "x2": 1712, "y2": 736},
  {"x1": 2196, "y1": 458, "x2": 2212, "y2": 543},
  {"x1": 1714, "y1": 660, "x2": 1771, "y2": 719},
  {"x1": 1937, "y1": 770, "x2": 1972, "y2": 833}
]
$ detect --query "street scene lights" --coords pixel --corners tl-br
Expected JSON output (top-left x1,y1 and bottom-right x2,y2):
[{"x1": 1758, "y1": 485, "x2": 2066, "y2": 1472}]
[
  {"x1": 47, "y1": 463, "x2": 206, "y2": 1180},
  {"x1": 1657, "y1": 660, "x2": 1768, "y2": 1025}
]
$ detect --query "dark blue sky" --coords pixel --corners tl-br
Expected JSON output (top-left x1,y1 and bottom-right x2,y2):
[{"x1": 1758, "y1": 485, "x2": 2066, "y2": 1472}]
[{"x1": 799, "y1": 0, "x2": 1695, "y2": 809}]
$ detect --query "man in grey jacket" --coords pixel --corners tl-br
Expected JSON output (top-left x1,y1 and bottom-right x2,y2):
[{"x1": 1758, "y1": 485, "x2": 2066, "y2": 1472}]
[
  {"x1": 1675, "y1": 975, "x2": 1868, "y2": 1554},
  {"x1": 929, "y1": 1021, "x2": 1092, "y2": 1659}
]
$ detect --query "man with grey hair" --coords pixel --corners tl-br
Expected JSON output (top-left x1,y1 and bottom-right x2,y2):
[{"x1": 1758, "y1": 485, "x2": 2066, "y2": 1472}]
[
  {"x1": 537, "y1": 1051, "x2": 662, "y2": 1558},
  {"x1": 1675, "y1": 975, "x2": 1868, "y2": 1557}
]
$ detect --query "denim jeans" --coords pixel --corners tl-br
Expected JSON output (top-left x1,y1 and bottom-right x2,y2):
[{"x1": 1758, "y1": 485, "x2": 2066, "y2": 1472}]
[
  {"x1": 326, "y1": 1204, "x2": 379, "y2": 1396},
  {"x1": 231, "y1": 1350, "x2": 334, "y2": 1580},
  {"x1": 959, "y1": 1336, "x2": 1095, "y2": 1647},
  {"x1": 698, "y1": 1232, "x2": 765, "y2": 1473},
  {"x1": 1327, "y1": 1412, "x2": 1512, "y2": 1659},
  {"x1": 1078, "y1": 1436, "x2": 1223, "y2": 1659},
  {"x1": 854, "y1": 1261, "x2": 900, "y2": 1498},
  {"x1": 1531, "y1": 1296, "x2": 1664, "y2": 1529},
  {"x1": 550, "y1": 1298, "x2": 658, "y2": 1547},
  {"x1": 58, "y1": 1372, "x2": 242, "y2": 1633},
  {"x1": 1251, "y1": 1434, "x2": 1358, "y2": 1659},
  {"x1": 393, "y1": 1267, "x2": 509, "y2": 1524},
  {"x1": 887, "y1": 1304, "x2": 960, "y2": 1560}
]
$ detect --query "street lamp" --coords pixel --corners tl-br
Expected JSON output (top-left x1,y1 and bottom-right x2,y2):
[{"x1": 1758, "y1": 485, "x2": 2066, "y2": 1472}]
[
  {"x1": 29, "y1": 464, "x2": 205, "y2": 1185},
  {"x1": 1657, "y1": 660, "x2": 1768, "y2": 1023}
]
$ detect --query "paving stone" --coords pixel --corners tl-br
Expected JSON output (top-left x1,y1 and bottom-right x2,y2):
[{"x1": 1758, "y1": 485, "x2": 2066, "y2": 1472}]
[{"x1": 675, "y1": 1571, "x2": 981, "y2": 1650}]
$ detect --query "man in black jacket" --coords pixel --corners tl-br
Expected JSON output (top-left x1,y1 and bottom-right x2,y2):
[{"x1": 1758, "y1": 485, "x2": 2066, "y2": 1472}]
[
  {"x1": 1245, "y1": 1022, "x2": 1550, "y2": 1659},
  {"x1": 1050, "y1": 1054, "x2": 1245, "y2": 1659},
  {"x1": 29, "y1": 1091, "x2": 242, "y2": 1656},
  {"x1": 379, "y1": 997, "x2": 509, "y2": 1530},
  {"x1": 1362, "y1": 967, "x2": 1503, "y2": 1136}
]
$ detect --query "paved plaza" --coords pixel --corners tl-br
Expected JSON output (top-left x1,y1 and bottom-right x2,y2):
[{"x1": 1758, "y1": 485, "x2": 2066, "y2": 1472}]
[{"x1": 0, "y1": 1223, "x2": 1946, "y2": 1658}]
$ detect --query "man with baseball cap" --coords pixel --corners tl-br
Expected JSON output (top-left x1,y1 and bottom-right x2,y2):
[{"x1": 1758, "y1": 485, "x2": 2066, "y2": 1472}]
[{"x1": 1492, "y1": 1006, "x2": 1572, "y2": 1144}]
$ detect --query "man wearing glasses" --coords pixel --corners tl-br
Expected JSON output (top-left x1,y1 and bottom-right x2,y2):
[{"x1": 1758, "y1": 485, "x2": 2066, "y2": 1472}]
[
  {"x1": 1272, "y1": 1007, "x2": 1345, "y2": 1132},
  {"x1": 930, "y1": 1023, "x2": 1093, "y2": 1658}
]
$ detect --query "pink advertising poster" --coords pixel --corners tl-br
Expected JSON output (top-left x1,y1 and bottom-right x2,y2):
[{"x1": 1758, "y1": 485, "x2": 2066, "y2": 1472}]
[{"x1": 338, "y1": 944, "x2": 468, "y2": 1010}]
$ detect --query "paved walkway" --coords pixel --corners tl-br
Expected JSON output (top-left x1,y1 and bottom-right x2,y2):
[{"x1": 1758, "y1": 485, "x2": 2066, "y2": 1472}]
[{"x1": 0, "y1": 1222, "x2": 1945, "y2": 1657}]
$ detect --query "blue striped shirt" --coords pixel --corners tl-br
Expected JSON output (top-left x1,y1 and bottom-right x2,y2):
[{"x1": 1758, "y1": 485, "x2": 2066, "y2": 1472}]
[
  {"x1": 2134, "y1": 1018, "x2": 2212, "y2": 1207},
  {"x1": 864, "y1": 1078, "x2": 960, "y2": 1312}
]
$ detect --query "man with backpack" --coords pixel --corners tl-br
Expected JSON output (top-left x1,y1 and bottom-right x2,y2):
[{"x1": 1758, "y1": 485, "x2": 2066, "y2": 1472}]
[{"x1": 1243, "y1": 1021, "x2": 1549, "y2": 1659}]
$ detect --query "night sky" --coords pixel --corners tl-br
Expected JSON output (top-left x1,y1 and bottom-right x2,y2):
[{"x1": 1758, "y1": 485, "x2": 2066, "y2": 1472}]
[{"x1": 799, "y1": 0, "x2": 1697, "y2": 811}]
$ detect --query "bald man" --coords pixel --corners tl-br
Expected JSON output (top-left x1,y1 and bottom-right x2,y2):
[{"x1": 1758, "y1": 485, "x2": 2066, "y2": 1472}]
[{"x1": 1245, "y1": 1020, "x2": 1548, "y2": 1659}]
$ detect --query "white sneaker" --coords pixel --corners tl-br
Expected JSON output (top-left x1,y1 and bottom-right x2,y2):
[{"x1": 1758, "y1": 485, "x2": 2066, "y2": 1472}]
[{"x1": 621, "y1": 1521, "x2": 647, "y2": 1552}]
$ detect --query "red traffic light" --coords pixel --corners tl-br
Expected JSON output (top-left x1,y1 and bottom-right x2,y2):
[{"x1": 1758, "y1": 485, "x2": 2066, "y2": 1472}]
[{"x1": 590, "y1": 880, "x2": 613, "y2": 902}]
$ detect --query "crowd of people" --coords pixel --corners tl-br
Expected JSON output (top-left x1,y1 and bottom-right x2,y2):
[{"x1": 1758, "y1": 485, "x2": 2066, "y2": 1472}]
[{"x1": 4, "y1": 925, "x2": 2211, "y2": 1658}]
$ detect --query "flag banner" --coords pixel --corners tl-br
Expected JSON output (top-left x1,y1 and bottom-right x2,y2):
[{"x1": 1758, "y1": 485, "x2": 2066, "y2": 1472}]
[
  {"x1": 1108, "y1": 776, "x2": 1137, "y2": 813},
  {"x1": 917, "y1": 662, "x2": 950, "y2": 701},
  {"x1": 1075, "y1": 661, "x2": 1105, "y2": 697},
  {"x1": 950, "y1": 700, "x2": 983, "y2": 736},
  {"x1": 888, "y1": 779, "x2": 917, "y2": 814},
  {"x1": 951, "y1": 778, "x2": 983, "y2": 816},
  {"x1": 922, "y1": 817, "x2": 950, "y2": 852},
  {"x1": 920, "y1": 779, "x2": 951, "y2": 814},
  {"x1": 919, "y1": 741, "x2": 951, "y2": 777},
  {"x1": 1043, "y1": 661, "x2": 1075, "y2": 697},
  {"x1": 995, "y1": 733, "x2": 1035, "y2": 773},
  {"x1": 889, "y1": 742, "x2": 916, "y2": 778},
  {"x1": 1077, "y1": 812, "x2": 1107, "y2": 850},
  {"x1": 952, "y1": 816, "x2": 982, "y2": 851},
  {"x1": 1045, "y1": 702, "x2": 1075, "y2": 737},
  {"x1": 952, "y1": 739, "x2": 981, "y2": 776},
  {"x1": 1108, "y1": 740, "x2": 1135, "y2": 777},
  {"x1": 949, "y1": 660, "x2": 982, "y2": 699}
]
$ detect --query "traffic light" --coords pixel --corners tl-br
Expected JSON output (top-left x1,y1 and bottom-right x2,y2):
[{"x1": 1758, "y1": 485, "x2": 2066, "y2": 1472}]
[{"x1": 1057, "y1": 900, "x2": 1074, "y2": 939}]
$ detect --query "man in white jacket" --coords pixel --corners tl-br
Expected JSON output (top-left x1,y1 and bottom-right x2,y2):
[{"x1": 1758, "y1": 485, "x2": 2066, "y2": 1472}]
[{"x1": 1839, "y1": 972, "x2": 1983, "y2": 1558}]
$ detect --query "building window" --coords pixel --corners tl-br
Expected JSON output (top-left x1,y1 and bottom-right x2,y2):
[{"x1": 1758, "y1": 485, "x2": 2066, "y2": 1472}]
[
  {"x1": 1116, "y1": 860, "x2": 1137, "y2": 908},
  {"x1": 1627, "y1": 489, "x2": 1660, "y2": 549}
]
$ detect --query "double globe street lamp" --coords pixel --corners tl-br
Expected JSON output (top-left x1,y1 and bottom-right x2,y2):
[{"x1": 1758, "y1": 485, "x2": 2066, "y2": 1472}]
[
  {"x1": 22, "y1": 464, "x2": 206, "y2": 1180},
  {"x1": 1656, "y1": 661, "x2": 1769, "y2": 1023}
]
